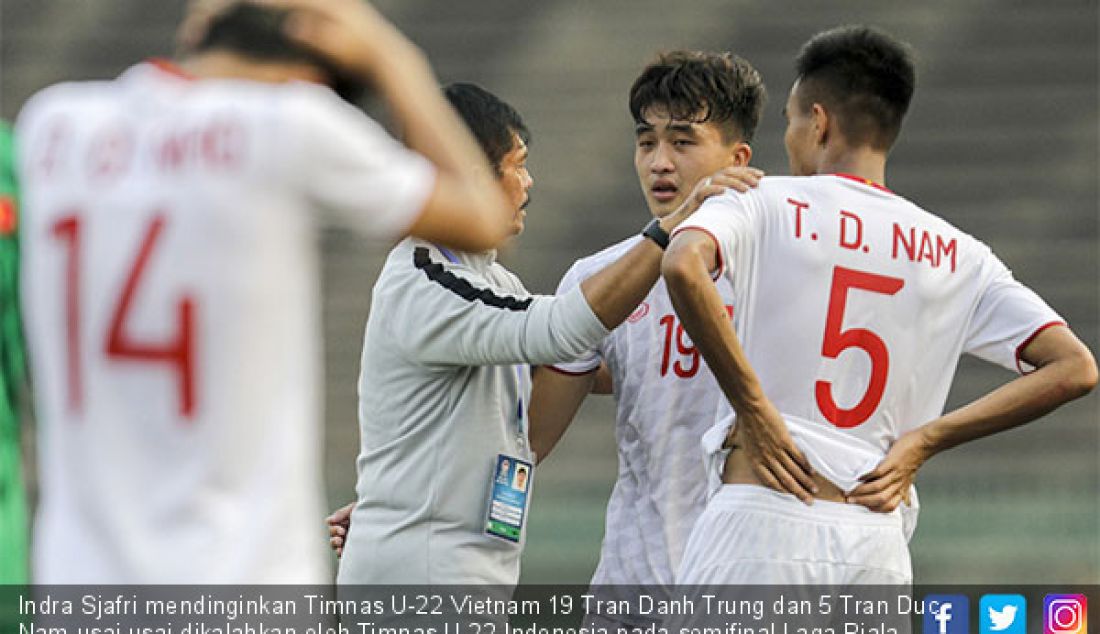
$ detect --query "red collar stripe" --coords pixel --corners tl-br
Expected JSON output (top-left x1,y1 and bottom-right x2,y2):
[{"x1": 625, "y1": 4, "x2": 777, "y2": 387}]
[
  {"x1": 148, "y1": 58, "x2": 196, "y2": 81},
  {"x1": 832, "y1": 172, "x2": 893, "y2": 194}
]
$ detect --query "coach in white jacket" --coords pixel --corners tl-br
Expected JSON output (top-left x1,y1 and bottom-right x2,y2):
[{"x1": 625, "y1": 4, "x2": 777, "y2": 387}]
[{"x1": 337, "y1": 83, "x2": 758, "y2": 585}]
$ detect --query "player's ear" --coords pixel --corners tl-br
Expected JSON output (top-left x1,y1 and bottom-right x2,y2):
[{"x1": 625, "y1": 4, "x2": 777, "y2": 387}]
[
  {"x1": 810, "y1": 103, "x2": 829, "y2": 146},
  {"x1": 729, "y1": 142, "x2": 752, "y2": 167}
]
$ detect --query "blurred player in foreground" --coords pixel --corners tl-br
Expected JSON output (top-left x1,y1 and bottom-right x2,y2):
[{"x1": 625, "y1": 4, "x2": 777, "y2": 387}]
[
  {"x1": 663, "y1": 25, "x2": 1097, "y2": 583},
  {"x1": 330, "y1": 82, "x2": 760, "y2": 586},
  {"x1": 528, "y1": 51, "x2": 765, "y2": 601},
  {"x1": 17, "y1": 0, "x2": 516, "y2": 583},
  {"x1": 0, "y1": 121, "x2": 27, "y2": 585}
]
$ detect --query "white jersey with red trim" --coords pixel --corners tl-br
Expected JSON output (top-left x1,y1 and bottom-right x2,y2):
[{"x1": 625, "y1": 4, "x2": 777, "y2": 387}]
[
  {"x1": 17, "y1": 61, "x2": 436, "y2": 582},
  {"x1": 675, "y1": 174, "x2": 1064, "y2": 497},
  {"x1": 552, "y1": 235, "x2": 736, "y2": 587}
]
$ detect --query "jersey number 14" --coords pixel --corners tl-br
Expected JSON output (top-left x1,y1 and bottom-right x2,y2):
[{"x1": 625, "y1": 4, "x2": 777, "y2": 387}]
[{"x1": 52, "y1": 212, "x2": 197, "y2": 419}]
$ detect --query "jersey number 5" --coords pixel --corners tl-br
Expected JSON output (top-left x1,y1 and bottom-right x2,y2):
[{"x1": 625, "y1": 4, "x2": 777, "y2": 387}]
[
  {"x1": 52, "y1": 212, "x2": 197, "y2": 419},
  {"x1": 815, "y1": 266, "x2": 903, "y2": 428}
]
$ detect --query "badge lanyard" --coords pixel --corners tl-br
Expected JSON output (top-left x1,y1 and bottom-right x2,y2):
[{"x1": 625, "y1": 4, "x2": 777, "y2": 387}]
[{"x1": 513, "y1": 365, "x2": 528, "y2": 446}]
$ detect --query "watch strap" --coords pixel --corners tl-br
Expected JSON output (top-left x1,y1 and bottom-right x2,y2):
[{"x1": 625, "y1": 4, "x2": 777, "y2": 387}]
[{"x1": 642, "y1": 217, "x2": 670, "y2": 250}]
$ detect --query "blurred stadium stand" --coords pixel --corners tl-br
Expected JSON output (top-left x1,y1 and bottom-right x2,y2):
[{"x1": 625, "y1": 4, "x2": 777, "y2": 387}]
[{"x1": 2, "y1": 0, "x2": 1096, "y2": 583}]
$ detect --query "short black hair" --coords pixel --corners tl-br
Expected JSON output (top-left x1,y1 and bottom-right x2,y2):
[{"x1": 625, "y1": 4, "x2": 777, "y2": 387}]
[
  {"x1": 629, "y1": 51, "x2": 766, "y2": 143},
  {"x1": 444, "y1": 82, "x2": 530, "y2": 174},
  {"x1": 192, "y1": 3, "x2": 363, "y2": 102},
  {"x1": 794, "y1": 25, "x2": 916, "y2": 150},
  {"x1": 194, "y1": 3, "x2": 320, "y2": 65}
]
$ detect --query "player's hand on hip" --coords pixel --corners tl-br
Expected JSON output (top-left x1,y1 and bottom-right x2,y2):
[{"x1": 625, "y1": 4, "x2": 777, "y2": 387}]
[
  {"x1": 325, "y1": 501, "x2": 354, "y2": 558},
  {"x1": 730, "y1": 401, "x2": 818, "y2": 505},
  {"x1": 847, "y1": 428, "x2": 932, "y2": 513}
]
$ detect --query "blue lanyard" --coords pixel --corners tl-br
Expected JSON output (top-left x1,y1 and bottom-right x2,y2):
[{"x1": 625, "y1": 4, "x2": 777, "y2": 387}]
[
  {"x1": 435, "y1": 245, "x2": 460, "y2": 264},
  {"x1": 513, "y1": 365, "x2": 527, "y2": 438}
]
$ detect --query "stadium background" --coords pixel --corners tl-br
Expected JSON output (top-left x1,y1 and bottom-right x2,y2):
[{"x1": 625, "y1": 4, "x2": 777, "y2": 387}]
[{"x1": 1, "y1": 0, "x2": 1096, "y2": 583}]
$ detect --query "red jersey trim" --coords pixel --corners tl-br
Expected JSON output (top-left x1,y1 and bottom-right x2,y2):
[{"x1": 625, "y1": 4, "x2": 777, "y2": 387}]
[
  {"x1": 148, "y1": 58, "x2": 196, "y2": 81},
  {"x1": 1015, "y1": 321, "x2": 1067, "y2": 375},
  {"x1": 832, "y1": 173, "x2": 894, "y2": 194},
  {"x1": 544, "y1": 365, "x2": 598, "y2": 377},
  {"x1": 670, "y1": 226, "x2": 724, "y2": 281}
]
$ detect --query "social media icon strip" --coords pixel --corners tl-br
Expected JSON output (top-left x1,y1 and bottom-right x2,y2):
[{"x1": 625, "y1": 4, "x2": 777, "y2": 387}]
[
  {"x1": 924, "y1": 595, "x2": 970, "y2": 634},
  {"x1": 980, "y1": 595, "x2": 1026, "y2": 634},
  {"x1": 1044, "y1": 594, "x2": 1087, "y2": 634}
]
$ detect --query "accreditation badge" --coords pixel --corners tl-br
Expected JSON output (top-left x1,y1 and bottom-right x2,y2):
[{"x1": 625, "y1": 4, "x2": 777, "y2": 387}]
[{"x1": 484, "y1": 453, "x2": 533, "y2": 543}]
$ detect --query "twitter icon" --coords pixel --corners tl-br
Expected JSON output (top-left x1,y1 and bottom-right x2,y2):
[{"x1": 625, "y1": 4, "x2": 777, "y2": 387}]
[{"x1": 980, "y1": 595, "x2": 1026, "y2": 634}]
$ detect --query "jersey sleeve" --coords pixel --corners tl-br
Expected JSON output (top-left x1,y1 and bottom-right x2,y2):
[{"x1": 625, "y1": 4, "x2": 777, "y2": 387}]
[
  {"x1": 547, "y1": 260, "x2": 603, "y2": 375},
  {"x1": 670, "y1": 189, "x2": 757, "y2": 278},
  {"x1": 963, "y1": 251, "x2": 1065, "y2": 374},
  {"x1": 386, "y1": 245, "x2": 610, "y2": 367},
  {"x1": 287, "y1": 87, "x2": 436, "y2": 240}
]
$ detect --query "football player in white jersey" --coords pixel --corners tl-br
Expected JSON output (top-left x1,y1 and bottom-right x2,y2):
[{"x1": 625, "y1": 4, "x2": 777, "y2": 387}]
[
  {"x1": 324, "y1": 80, "x2": 761, "y2": 587},
  {"x1": 663, "y1": 25, "x2": 1097, "y2": 583},
  {"x1": 526, "y1": 51, "x2": 765, "y2": 604},
  {"x1": 17, "y1": 0, "x2": 517, "y2": 583}
]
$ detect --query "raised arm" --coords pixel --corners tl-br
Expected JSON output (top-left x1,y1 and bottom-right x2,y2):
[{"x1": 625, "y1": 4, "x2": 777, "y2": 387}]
[
  {"x1": 269, "y1": 0, "x2": 513, "y2": 251},
  {"x1": 401, "y1": 167, "x2": 762, "y2": 368},
  {"x1": 849, "y1": 325, "x2": 1097, "y2": 512},
  {"x1": 662, "y1": 228, "x2": 817, "y2": 503}
]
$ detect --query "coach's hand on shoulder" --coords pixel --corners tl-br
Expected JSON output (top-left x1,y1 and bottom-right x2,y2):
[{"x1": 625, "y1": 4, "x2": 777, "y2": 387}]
[
  {"x1": 326, "y1": 501, "x2": 354, "y2": 558},
  {"x1": 658, "y1": 166, "x2": 764, "y2": 234},
  {"x1": 728, "y1": 399, "x2": 818, "y2": 505},
  {"x1": 847, "y1": 428, "x2": 933, "y2": 513}
]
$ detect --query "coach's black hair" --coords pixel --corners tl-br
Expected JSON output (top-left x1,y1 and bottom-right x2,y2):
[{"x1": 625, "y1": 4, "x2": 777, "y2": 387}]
[
  {"x1": 444, "y1": 82, "x2": 530, "y2": 174},
  {"x1": 629, "y1": 50, "x2": 766, "y2": 143},
  {"x1": 794, "y1": 25, "x2": 915, "y2": 150},
  {"x1": 192, "y1": 3, "x2": 364, "y2": 102}
]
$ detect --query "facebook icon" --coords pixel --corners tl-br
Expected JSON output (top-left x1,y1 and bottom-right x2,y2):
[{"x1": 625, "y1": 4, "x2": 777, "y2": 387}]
[{"x1": 924, "y1": 595, "x2": 970, "y2": 634}]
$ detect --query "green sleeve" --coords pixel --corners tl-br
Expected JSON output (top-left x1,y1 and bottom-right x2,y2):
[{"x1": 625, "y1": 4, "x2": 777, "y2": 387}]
[{"x1": 0, "y1": 120, "x2": 24, "y2": 431}]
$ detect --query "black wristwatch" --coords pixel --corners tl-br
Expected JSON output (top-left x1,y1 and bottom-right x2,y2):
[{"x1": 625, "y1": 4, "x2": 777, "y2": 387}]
[{"x1": 642, "y1": 217, "x2": 670, "y2": 250}]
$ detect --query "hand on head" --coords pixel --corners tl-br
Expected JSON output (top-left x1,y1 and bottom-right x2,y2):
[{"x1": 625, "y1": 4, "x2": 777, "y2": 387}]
[
  {"x1": 254, "y1": 0, "x2": 414, "y2": 82},
  {"x1": 176, "y1": 0, "x2": 241, "y2": 52},
  {"x1": 177, "y1": 0, "x2": 411, "y2": 83}
]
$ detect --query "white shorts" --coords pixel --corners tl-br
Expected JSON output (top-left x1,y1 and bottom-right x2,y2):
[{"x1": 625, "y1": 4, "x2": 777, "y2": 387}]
[{"x1": 676, "y1": 485, "x2": 912, "y2": 585}]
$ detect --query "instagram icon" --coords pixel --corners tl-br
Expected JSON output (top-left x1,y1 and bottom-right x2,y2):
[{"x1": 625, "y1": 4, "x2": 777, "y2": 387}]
[{"x1": 1044, "y1": 595, "x2": 1087, "y2": 634}]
